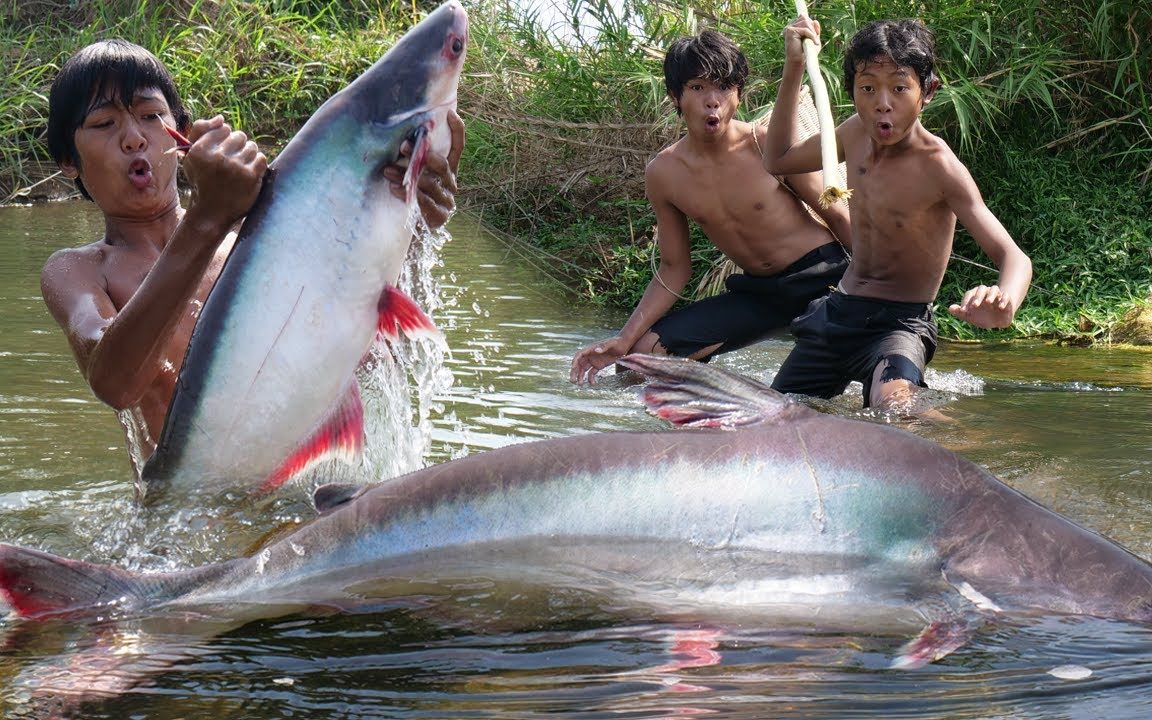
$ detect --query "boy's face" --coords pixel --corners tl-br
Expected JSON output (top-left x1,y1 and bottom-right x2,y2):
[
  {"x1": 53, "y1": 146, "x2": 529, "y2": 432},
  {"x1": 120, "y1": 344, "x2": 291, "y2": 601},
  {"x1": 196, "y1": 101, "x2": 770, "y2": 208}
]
[
  {"x1": 851, "y1": 56, "x2": 932, "y2": 147},
  {"x1": 60, "y1": 86, "x2": 182, "y2": 217},
  {"x1": 673, "y1": 77, "x2": 740, "y2": 138}
]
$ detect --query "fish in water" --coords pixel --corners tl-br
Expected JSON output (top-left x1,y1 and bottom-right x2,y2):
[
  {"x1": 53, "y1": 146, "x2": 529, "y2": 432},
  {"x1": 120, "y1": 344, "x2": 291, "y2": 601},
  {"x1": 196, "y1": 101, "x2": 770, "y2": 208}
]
[
  {"x1": 140, "y1": 1, "x2": 468, "y2": 503},
  {"x1": 3, "y1": 355, "x2": 1152, "y2": 706}
]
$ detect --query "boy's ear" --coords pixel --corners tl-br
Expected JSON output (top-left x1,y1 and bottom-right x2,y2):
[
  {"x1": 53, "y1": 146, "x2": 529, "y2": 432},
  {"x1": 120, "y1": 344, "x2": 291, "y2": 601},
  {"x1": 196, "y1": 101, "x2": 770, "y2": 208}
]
[
  {"x1": 58, "y1": 159, "x2": 79, "y2": 179},
  {"x1": 922, "y1": 77, "x2": 940, "y2": 105}
]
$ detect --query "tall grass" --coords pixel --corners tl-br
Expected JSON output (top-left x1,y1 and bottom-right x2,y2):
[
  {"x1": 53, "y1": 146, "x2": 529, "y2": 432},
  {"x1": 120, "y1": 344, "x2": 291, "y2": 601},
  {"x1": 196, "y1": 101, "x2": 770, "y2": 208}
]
[
  {"x1": 1, "y1": 0, "x2": 1149, "y2": 339},
  {"x1": 0, "y1": 0, "x2": 421, "y2": 199},
  {"x1": 462, "y1": 0, "x2": 1152, "y2": 341}
]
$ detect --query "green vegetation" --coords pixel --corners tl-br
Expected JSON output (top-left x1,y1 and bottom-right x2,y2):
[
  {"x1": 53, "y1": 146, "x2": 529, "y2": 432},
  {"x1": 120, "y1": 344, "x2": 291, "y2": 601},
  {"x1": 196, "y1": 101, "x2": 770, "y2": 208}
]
[{"x1": 1, "y1": 0, "x2": 1149, "y2": 342}]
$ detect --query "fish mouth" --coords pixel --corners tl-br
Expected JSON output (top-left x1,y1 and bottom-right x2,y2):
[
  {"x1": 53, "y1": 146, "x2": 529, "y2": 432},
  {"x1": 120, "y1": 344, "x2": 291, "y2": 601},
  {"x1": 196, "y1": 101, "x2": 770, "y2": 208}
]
[{"x1": 128, "y1": 158, "x2": 153, "y2": 189}]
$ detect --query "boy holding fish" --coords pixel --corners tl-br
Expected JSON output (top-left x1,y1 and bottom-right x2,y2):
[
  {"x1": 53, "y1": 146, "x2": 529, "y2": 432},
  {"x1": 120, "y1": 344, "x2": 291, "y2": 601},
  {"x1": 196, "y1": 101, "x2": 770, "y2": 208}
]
[
  {"x1": 570, "y1": 29, "x2": 852, "y2": 385},
  {"x1": 39, "y1": 39, "x2": 463, "y2": 461},
  {"x1": 764, "y1": 17, "x2": 1032, "y2": 410}
]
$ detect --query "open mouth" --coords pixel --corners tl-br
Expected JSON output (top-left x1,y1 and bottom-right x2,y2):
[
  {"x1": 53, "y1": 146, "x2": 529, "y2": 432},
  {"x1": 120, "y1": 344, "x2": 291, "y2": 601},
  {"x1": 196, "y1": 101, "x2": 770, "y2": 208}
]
[
  {"x1": 877, "y1": 121, "x2": 894, "y2": 135},
  {"x1": 705, "y1": 116, "x2": 720, "y2": 129},
  {"x1": 128, "y1": 158, "x2": 153, "y2": 189}
]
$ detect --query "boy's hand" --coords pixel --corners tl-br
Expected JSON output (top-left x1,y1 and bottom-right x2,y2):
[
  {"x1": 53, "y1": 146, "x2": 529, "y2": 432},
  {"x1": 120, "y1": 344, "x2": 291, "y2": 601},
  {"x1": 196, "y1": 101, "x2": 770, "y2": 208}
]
[
  {"x1": 383, "y1": 109, "x2": 465, "y2": 229},
  {"x1": 948, "y1": 284, "x2": 1016, "y2": 329},
  {"x1": 570, "y1": 336, "x2": 631, "y2": 385},
  {"x1": 182, "y1": 115, "x2": 268, "y2": 233},
  {"x1": 783, "y1": 16, "x2": 821, "y2": 66}
]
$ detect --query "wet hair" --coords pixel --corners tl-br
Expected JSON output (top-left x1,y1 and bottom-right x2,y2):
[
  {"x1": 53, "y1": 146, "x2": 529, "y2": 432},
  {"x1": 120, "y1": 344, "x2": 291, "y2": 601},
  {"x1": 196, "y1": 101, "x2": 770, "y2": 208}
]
[
  {"x1": 663, "y1": 29, "x2": 749, "y2": 114},
  {"x1": 843, "y1": 19, "x2": 938, "y2": 99},
  {"x1": 46, "y1": 39, "x2": 189, "y2": 200}
]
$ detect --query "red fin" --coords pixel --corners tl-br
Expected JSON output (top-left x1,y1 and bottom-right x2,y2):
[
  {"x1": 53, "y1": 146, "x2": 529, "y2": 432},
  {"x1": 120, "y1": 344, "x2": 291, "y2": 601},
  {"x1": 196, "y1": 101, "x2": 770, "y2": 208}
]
[
  {"x1": 891, "y1": 619, "x2": 974, "y2": 669},
  {"x1": 377, "y1": 285, "x2": 438, "y2": 341},
  {"x1": 0, "y1": 543, "x2": 139, "y2": 618},
  {"x1": 617, "y1": 354, "x2": 794, "y2": 429},
  {"x1": 260, "y1": 381, "x2": 366, "y2": 493}
]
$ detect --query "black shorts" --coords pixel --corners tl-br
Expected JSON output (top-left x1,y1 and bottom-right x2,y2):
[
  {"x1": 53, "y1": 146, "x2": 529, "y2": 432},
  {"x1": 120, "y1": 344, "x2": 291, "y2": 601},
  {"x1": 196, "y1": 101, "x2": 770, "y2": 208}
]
[
  {"x1": 650, "y1": 241, "x2": 849, "y2": 360},
  {"x1": 769, "y1": 291, "x2": 938, "y2": 406}
]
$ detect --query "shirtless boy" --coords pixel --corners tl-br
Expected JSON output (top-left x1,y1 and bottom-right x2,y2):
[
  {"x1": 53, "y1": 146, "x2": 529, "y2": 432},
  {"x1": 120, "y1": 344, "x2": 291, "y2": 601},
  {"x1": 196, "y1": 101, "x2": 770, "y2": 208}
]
[
  {"x1": 764, "y1": 18, "x2": 1032, "y2": 410},
  {"x1": 40, "y1": 39, "x2": 462, "y2": 460},
  {"x1": 570, "y1": 29, "x2": 851, "y2": 385}
]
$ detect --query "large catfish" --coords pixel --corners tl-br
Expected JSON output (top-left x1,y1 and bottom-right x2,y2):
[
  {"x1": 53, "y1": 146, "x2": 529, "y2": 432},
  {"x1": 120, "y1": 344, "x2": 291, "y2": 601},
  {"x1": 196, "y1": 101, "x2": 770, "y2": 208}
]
[
  {"x1": 4, "y1": 356, "x2": 1152, "y2": 699},
  {"x1": 140, "y1": 1, "x2": 468, "y2": 502}
]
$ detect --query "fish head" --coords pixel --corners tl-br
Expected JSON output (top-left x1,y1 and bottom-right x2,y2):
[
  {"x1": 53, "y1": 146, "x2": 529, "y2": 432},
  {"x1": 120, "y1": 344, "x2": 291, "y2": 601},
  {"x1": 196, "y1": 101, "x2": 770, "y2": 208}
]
[
  {"x1": 346, "y1": 0, "x2": 468, "y2": 181},
  {"x1": 269, "y1": 1, "x2": 467, "y2": 191}
]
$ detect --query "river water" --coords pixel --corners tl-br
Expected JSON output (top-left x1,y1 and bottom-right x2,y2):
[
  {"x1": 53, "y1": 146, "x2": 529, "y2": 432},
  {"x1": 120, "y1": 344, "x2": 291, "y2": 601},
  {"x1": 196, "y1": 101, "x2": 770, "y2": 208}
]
[{"x1": 0, "y1": 200, "x2": 1150, "y2": 717}]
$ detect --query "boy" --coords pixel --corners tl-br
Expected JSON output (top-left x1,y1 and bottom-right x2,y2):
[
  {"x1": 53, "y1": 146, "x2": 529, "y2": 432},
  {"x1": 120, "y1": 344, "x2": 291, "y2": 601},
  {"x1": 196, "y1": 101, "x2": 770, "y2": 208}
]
[
  {"x1": 570, "y1": 29, "x2": 851, "y2": 385},
  {"x1": 764, "y1": 18, "x2": 1031, "y2": 410},
  {"x1": 40, "y1": 39, "x2": 463, "y2": 459}
]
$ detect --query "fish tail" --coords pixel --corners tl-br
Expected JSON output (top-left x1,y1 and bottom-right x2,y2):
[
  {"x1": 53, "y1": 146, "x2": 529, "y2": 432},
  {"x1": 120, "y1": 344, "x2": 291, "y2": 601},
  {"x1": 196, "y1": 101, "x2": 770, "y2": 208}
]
[
  {"x1": 0, "y1": 543, "x2": 155, "y2": 618},
  {"x1": 616, "y1": 354, "x2": 794, "y2": 428}
]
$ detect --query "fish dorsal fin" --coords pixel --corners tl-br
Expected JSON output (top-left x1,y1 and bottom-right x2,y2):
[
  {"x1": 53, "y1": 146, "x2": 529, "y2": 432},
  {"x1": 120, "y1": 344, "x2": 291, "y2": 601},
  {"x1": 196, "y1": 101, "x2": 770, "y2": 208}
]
[
  {"x1": 616, "y1": 354, "x2": 796, "y2": 429},
  {"x1": 377, "y1": 285, "x2": 439, "y2": 342},
  {"x1": 312, "y1": 482, "x2": 364, "y2": 513},
  {"x1": 260, "y1": 381, "x2": 366, "y2": 493}
]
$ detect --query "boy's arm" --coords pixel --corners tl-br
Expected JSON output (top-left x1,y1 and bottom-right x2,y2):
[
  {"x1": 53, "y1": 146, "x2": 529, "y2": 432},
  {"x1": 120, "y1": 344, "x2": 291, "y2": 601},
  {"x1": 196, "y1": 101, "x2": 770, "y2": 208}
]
[
  {"x1": 764, "y1": 17, "x2": 832, "y2": 177},
  {"x1": 943, "y1": 159, "x2": 1032, "y2": 329},
  {"x1": 570, "y1": 160, "x2": 693, "y2": 385},
  {"x1": 43, "y1": 117, "x2": 267, "y2": 410},
  {"x1": 780, "y1": 168, "x2": 852, "y2": 248}
]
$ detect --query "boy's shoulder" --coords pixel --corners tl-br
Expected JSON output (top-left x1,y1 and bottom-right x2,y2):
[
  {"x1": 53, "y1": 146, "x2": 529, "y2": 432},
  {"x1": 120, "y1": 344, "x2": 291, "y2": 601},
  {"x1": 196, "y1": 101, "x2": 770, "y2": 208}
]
[
  {"x1": 645, "y1": 137, "x2": 689, "y2": 183},
  {"x1": 40, "y1": 239, "x2": 113, "y2": 285}
]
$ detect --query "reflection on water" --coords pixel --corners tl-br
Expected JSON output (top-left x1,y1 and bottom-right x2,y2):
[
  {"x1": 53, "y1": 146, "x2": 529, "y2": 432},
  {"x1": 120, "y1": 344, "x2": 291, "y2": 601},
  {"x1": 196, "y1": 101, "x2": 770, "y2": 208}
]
[{"x1": 1, "y1": 201, "x2": 1151, "y2": 717}]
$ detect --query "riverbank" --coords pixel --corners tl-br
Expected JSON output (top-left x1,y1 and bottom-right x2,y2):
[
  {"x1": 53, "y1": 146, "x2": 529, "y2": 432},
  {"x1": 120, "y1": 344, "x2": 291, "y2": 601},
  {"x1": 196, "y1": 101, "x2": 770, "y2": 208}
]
[{"x1": 3, "y1": 0, "x2": 1149, "y2": 344}]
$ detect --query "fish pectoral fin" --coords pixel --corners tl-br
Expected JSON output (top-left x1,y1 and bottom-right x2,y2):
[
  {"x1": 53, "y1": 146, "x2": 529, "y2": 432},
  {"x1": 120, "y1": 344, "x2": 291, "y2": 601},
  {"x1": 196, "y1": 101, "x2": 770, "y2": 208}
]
[
  {"x1": 0, "y1": 543, "x2": 143, "y2": 618},
  {"x1": 377, "y1": 285, "x2": 439, "y2": 342},
  {"x1": 616, "y1": 354, "x2": 795, "y2": 429},
  {"x1": 260, "y1": 381, "x2": 366, "y2": 493},
  {"x1": 312, "y1": 483, "x2": 364, "y2": 513},
  {"x1": 890, "y1": 617, "x2": 978, "y2": 669}
]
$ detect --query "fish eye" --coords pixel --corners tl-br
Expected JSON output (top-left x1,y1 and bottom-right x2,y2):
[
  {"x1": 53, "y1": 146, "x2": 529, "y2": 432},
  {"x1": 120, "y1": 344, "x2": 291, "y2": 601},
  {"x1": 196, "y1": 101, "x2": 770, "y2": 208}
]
[{"x1": 451, "y1": 37, "x2": 463, "y2": 54}]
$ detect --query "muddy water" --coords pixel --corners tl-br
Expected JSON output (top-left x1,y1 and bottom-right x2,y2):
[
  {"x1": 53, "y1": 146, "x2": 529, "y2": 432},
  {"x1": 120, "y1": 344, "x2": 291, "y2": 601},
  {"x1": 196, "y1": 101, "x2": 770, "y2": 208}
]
[{"x1": 1, "y1": 201, "x2": 1150, "y2": 718}]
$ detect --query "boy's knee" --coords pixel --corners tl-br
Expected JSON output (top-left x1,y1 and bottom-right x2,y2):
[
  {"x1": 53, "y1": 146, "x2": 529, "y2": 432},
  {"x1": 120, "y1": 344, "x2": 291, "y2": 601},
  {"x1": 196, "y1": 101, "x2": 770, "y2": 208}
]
[
  {"x1": 868, "y1": 355, "x2": 925, "y2": 409},
  {"x1": 630, "y1": 333, "x2": 667, "y2": 356}
]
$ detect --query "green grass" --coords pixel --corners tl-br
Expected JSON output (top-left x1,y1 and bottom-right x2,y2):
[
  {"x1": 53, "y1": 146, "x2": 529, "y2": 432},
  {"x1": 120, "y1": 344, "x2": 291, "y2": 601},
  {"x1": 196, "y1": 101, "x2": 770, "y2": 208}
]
[{"x1": 1, "y1": 0, "x2": 1149, "y2": 341}]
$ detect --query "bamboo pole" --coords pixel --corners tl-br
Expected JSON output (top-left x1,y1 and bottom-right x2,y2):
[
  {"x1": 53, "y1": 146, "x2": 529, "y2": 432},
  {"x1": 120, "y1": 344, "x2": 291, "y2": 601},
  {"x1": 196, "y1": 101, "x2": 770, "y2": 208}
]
[{"x1": 793, "y1": 0, "x2": 851, "y2": 208}]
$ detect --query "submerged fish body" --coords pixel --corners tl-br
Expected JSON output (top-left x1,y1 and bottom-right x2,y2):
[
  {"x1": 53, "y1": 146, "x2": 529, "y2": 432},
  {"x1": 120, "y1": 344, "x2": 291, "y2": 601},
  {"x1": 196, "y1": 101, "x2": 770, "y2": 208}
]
[
  {"x1": 140, "y1": 1, "x2": 468, "y2": 501},
  {"x1": 6, "y1": 358, "x2": 1152, "y2": 629},
  {"x1": 4, "y1": 359, "x2": 1152, "y2": 706}
]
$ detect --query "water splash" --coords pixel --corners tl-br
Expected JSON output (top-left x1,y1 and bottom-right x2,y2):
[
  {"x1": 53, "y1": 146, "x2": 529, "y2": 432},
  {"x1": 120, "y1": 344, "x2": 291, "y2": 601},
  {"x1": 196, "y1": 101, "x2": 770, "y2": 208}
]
[
  {"x1": 924, "y1": 368, "x2": 985, "y2": 396},
  {"x1": 358, "y1": 224, "x2": 455, "y2": 483}
]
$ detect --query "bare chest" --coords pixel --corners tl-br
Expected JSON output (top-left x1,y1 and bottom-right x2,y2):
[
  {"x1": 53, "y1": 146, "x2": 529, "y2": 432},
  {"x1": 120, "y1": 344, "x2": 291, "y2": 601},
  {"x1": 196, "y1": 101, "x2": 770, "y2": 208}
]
[
  {"x1": 669, "y1": 161, "x2": 787, "y2": 229},
  {"x1": 849, "y1": 154, "x2": 948, "y2": 229}
]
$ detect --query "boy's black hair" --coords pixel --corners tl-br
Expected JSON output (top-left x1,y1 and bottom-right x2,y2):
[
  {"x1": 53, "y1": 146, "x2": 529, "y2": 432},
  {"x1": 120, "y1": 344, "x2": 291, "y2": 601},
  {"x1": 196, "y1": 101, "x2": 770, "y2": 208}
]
[
  {"x1": 663, "y1": 29, "x2": 749, "y2": 114},
  {"x1": 47, "y1": 39, "x2": 189, "y2": 201},
  {"x1": 843, "y1": 19, "x2": 938, "y2": 98}
]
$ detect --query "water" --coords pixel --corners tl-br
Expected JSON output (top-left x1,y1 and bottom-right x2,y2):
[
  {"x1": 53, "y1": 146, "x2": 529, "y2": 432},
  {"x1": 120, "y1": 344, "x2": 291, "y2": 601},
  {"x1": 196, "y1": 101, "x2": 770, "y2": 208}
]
[{"x1": 1, "y1": 201, "x2": 1151, "y2": 717}]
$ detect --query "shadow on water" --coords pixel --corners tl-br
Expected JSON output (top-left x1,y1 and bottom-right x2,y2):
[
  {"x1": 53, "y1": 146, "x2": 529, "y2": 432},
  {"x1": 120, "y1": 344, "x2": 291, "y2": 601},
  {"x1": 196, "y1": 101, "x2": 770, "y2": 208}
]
[{"x1": 1, "y1": 201, "x2": 1151, "y2": 717}]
